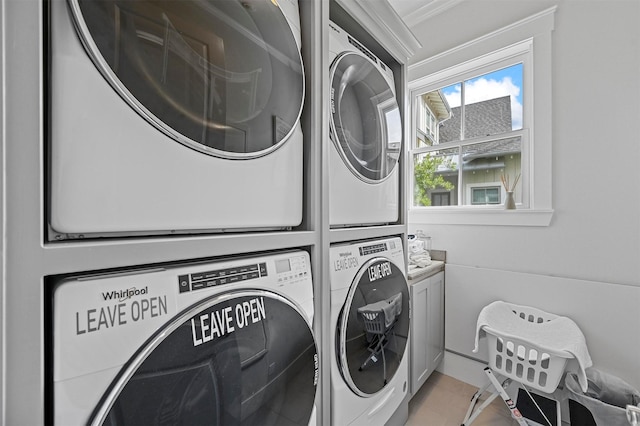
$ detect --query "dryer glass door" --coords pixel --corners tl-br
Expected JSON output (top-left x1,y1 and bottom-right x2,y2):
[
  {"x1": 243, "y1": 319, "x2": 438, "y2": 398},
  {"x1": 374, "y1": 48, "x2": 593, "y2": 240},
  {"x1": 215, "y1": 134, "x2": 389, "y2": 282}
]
[
  {"x1": 330, "y1": 52, "x2": 402, "y2": 182},
  {"x1": 70, "y1": 0, "x2": 304, "y2": 158},
  {"x1": 91, "y1": 290, "x2": 318, "y2": 425},
  {"x1": 337, "y1": 258, "x2": 410, "y2": 396}
]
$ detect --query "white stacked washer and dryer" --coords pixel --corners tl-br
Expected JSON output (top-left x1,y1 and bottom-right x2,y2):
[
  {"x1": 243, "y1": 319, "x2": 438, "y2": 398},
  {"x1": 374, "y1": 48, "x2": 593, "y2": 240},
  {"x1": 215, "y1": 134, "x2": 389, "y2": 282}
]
[
  {"x1": 47, "y1": 0, "x2": 319, "y2": 424},
  {"x1": 329, "y1": 237, "x2": 410, "y2": 425},
  {"x1": 52, "y1": 251, "x2": 318, "y2": 425},
  {"x1": 328, "y1": 19, "x2": 409, "y2": 425},
  {"x1": 328, "y1": 21, "x2": 403, "y2": 227},
  {"x1": 48, "y1": 0, "x2": 305, "y2": 238},
  {"x1": 47, "y1": 0, "x2": 410, "y2": 423}
]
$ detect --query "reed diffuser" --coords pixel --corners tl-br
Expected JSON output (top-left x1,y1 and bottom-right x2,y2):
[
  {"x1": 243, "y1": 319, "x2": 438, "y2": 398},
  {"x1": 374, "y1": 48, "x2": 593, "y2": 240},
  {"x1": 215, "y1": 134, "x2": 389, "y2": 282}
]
[{"x1": 500, "y1": 173, "x2": 520, "y2": 209}]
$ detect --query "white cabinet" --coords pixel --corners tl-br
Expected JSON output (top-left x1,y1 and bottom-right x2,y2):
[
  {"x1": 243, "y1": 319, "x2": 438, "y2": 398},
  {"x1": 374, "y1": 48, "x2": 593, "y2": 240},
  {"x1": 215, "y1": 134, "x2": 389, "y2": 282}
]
[{"x1": 410, "y1": 270, "x2": 445, "y2": 396}]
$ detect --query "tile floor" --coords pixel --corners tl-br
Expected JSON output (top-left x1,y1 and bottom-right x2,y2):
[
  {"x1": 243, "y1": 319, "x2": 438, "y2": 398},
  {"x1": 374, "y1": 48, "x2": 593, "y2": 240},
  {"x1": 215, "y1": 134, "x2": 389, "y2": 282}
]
[{"x1": 406, "y1": 372, "x2": 519, "y2": 426}]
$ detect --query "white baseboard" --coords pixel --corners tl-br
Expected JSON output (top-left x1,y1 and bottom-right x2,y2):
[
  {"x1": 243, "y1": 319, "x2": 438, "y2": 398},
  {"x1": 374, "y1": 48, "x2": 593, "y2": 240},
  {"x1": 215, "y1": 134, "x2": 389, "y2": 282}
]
[{"x1": 436, "y1": 350, "x2": 488, "y2": 388}]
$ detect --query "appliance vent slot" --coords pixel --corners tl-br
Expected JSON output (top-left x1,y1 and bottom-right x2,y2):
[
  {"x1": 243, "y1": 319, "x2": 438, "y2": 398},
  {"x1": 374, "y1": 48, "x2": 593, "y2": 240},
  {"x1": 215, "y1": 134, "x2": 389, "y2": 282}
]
[{"x1": 347, "y1": 35, "x2": 378, "y2": 65}]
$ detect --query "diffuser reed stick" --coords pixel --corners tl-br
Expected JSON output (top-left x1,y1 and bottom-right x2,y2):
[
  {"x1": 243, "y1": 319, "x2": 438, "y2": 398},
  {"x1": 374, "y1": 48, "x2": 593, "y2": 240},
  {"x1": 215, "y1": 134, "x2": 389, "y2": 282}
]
[{"x1": 501, "y1": 173, "x2": 520, "y2": 192}]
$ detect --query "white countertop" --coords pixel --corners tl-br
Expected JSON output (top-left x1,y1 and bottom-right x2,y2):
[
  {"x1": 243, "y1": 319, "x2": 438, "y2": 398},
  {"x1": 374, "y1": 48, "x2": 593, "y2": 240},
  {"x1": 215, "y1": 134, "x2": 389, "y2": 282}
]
[{"x1": 407, "y1": 260, "x2": 445, "y2": 281}]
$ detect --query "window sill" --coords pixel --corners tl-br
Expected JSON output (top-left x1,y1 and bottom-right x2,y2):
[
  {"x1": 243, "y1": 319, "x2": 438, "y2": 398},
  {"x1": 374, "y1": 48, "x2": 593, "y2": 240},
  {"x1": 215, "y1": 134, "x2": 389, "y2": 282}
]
[{"x1": 408, "y1": 208, "x2": 554, "y2": 227}]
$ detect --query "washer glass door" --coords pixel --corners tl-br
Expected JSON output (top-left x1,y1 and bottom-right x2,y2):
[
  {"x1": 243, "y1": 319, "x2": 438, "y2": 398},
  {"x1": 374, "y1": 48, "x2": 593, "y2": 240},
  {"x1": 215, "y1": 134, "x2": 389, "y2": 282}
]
[
  {"x1": 337, "y1": 258, "x2": 410, "y2": 396},
  {"x1": 92, "y1": 290, "x2": 318, "y2": 425},
  {"x1": 330, "y1": 52, "x2": 401, "y2": 182},
  {"x1": 70, "y1": 0, "x2": 304, "y2": 158}
]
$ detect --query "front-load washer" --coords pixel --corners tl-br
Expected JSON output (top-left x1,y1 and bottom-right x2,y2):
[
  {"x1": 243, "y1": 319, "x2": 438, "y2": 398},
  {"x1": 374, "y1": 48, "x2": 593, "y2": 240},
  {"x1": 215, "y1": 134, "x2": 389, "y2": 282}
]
[
  {"x1": 50, "y1": 250, "x2": 318, "y2": 425},
  {"x1": 328, "y1": 22, "x2": 402, "y2": 227},
  {"x1": 48, "y1": 0, "x2": 304, "y2": 238},
  {"x1": 329, "y1": 237, "x2": 410, "y2": 425}
]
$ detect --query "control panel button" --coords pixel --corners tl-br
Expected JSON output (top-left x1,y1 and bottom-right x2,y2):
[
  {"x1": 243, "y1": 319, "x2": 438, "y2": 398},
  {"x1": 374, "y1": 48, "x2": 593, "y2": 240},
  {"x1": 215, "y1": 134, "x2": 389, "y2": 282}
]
[{"x1": 178, "y1": 275, "x2": 190, "y2": 293}]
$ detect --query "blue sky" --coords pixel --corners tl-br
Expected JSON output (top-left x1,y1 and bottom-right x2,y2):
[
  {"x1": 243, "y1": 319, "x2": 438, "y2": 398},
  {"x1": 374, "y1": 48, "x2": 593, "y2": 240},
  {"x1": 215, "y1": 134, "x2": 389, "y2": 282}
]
[{"x1": 442, "y1": 63, "x2": 523, "y2": 130}]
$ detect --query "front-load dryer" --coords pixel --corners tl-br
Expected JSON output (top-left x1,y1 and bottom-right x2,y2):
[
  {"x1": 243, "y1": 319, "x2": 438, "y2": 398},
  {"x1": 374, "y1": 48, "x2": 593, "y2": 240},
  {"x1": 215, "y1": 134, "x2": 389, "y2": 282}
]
[
  {"x1": 51, "y1": 250, "x2": 318, "y2": 425},
  {"x1": 329, "y1": 237, "x2": 410, "y2": 425},
  {"x1": 49, "y1": 0, "x2": 304, "y2": 238},
  {"x1": 328, "y1": 22, "x2": 402, "y2": 227}
]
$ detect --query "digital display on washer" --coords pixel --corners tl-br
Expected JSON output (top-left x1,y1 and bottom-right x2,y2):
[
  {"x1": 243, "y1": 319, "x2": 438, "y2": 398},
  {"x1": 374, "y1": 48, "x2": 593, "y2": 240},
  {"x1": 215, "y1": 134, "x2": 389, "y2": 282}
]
[{"x1": 275, "y1": 258, "x2": 291, "y2": 274}]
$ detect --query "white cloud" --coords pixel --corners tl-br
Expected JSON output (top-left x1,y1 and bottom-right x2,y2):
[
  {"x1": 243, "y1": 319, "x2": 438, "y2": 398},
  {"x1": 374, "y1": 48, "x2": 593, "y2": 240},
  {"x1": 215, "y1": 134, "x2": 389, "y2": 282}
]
[{"x1": 444, "y1": 77, "x2": 523, "y2": 130}]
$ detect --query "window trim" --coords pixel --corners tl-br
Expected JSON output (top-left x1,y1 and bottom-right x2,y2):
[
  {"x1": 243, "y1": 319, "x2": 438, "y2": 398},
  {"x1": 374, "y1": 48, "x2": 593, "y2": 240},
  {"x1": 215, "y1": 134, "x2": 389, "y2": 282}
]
[{"x1": 407, "y1": 6, "x2": 556, "y2": 227}]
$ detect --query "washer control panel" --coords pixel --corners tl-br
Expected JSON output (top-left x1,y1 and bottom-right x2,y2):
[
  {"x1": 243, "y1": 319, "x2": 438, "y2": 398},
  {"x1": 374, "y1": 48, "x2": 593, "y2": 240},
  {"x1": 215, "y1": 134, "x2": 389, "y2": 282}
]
[
  {"x1": 178, "y1": 262, "x2": 267, "y2": 293},
  {"x1": 275, "y1": 253, "x2": 309, "y2": 283},
  {"x1": 177, "y1": 253, "x2": 310, "y2": 294}
]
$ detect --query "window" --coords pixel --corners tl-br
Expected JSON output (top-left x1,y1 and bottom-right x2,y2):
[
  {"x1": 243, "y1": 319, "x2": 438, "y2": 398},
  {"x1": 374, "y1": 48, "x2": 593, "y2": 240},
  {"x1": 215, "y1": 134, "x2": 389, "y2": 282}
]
[
  {"x1": 412, "y1": 63, "x2": 525, "y2": 208},
  {"x1": 471, "y1": 186, "x2": 501, "y2": 205},
  {"x1": 407, "y1": 7, "x2": 556, "y2": 226}
]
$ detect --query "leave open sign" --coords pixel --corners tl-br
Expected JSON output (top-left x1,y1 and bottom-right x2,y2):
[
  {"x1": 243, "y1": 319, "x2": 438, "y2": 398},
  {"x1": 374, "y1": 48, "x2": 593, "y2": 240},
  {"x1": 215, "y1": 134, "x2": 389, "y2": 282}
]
[{"x1": 191, "y1": 296, "x2": 266, "y2": 346}]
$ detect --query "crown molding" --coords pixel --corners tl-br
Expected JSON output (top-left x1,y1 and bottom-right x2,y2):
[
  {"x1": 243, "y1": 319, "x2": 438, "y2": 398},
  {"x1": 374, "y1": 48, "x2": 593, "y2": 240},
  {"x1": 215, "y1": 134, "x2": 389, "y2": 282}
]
[
  {"x1": 334, "y1": 0, "x2": 422, "y2": 61},
  {"x1": 400, "y1": 0, "x2": 465, "y2": 29},
  {"x1": 408, "y1": 5, "x2": 557, "y2": 78}
]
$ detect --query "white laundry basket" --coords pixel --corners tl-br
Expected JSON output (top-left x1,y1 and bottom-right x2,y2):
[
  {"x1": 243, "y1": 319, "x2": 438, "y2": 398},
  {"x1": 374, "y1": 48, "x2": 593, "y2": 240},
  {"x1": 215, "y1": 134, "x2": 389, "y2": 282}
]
[{"x1": 484, "y1": 303, "x2": 574, "y2": 394}]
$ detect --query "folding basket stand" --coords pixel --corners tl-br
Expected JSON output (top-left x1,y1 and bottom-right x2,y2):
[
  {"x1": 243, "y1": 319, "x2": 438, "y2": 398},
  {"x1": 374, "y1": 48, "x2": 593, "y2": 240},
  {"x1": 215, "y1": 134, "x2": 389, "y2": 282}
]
[
  {"x1": 462, "y1": 367, "x2": 529, "y2": 426},
  {"x1": 462, "y1": 302, "x2": 578, "y2": 426},
  {"x1": 357, "y1": 293, "x2": 403, "y2": 385},
  {"x1": 462, "y1": 367, "x2": 560, "y2": 426}
]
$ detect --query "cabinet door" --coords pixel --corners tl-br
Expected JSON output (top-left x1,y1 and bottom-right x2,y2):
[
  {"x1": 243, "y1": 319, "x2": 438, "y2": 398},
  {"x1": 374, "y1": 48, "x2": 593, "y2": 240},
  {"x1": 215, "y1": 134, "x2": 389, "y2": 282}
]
[
  {"x1": 410, "y1": 278, "x2": 430, "y2": 395},
  {"x1": 410, "y1": 271, "x2": 445, "y2": 396},
  {"x1": 427, "y1": 271, "x2": 445, "y2": 370}
]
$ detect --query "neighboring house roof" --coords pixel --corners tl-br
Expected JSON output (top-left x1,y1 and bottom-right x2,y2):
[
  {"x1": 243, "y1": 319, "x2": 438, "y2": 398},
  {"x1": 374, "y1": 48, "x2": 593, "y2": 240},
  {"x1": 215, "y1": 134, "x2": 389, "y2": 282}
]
[
  {"x1": 462, "y1": 137, "x2": 521, "y2": 161},
  {"x1": 439, "y1": 95, "x2": 520, "y2": 161},
  {"x1": 422, "y1": 90, "x2": 451, "y2": 122}
]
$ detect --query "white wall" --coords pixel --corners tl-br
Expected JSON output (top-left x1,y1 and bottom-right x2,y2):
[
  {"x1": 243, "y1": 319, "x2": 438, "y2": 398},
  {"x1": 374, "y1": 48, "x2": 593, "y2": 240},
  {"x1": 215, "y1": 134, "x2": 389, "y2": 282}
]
[
  {"x1": 407, "y1": 0, "x2": 640, "y2": 389},
  {"x1": 444, "y1": 265, "x2": 640, "y2": 389}
]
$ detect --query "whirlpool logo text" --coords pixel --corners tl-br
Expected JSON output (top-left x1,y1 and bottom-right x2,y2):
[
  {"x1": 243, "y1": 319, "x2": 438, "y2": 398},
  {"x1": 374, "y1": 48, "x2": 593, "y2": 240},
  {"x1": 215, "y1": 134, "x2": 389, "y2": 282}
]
[{"x1": 102, "y1": 286, "x2": 148, "y2": 302}]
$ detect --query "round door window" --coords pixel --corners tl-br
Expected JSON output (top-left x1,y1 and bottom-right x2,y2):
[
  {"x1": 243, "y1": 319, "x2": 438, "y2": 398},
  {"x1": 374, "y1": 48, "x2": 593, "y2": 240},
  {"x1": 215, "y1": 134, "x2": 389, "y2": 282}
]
[
  {"x1": 70, "y1": 0, "x2": 304, "y2": 158},
  {"x1": 337, "y1": 258, "x2": 409, "y2": 396},
  {"x1": 92, "y1": 291, "x2": 318, "y2": 425},
  {"x1": 330, "y1": 52, "x2": 402, "y2": 182}
]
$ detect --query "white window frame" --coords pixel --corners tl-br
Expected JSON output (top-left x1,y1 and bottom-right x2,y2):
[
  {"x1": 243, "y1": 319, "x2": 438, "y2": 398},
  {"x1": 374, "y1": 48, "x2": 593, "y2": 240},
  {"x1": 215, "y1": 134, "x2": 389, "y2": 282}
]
[{"x1": 407, "y1": 7, "x2": 556, "y2": 226}]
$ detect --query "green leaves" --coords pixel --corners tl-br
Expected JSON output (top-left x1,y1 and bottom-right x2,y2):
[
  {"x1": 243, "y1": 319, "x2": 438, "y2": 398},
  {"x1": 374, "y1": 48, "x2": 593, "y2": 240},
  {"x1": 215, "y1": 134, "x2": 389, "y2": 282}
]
[{"x1": 414, "y1": 156, "x2": 455, "y2": 206}]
